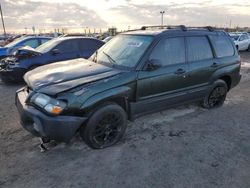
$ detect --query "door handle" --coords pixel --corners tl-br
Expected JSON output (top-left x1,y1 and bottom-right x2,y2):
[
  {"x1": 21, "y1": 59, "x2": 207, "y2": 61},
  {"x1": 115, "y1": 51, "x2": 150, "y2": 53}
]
[
  {"x1": 175, "y1": 68, "x2": 186, "y2": 75},
  {"x1": 211, "y1": 62, "x2": 219, "y2": 68}
]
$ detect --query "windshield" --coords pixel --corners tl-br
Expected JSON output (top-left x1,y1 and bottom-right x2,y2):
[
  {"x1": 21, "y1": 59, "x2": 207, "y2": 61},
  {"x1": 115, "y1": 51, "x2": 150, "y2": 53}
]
[
  {"x1": 35, "y1": 38, "x2": 60, "y2": 53},
  {"x1": 230, "y1": 35, "x2": 240, "y2": 41},
  {"x1": 5, "y1": 36, "x2": 26, "y2": 48},
  {"x1": 91, "y1": 35, "x2": 153, "y2": 68}
]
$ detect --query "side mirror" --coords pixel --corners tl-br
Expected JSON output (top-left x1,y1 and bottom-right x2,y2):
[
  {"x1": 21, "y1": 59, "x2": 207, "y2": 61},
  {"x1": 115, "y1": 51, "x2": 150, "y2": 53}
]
[
  {"x1": 145, "y1": 59, "x2": 162, "y2": 71},
  {"x1": 51, "y1": 49, "x2": 60, "y2": 55}
]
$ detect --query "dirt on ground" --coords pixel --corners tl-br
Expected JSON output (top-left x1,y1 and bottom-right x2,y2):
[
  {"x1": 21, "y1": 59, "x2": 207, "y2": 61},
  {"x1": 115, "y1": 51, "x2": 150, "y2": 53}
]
[{"x1": 1, "y1": 52, "x2": 250, "y2": 188}]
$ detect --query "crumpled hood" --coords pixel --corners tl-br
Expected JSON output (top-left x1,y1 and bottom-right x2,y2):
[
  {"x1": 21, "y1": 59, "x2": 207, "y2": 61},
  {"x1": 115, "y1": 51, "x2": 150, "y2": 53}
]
[
  {"x1": 24, "y1": 58, "x2": 122, "y2": 95},
  {"x1": 15, "y1": 46, "x2": 42, "y2": 56}
]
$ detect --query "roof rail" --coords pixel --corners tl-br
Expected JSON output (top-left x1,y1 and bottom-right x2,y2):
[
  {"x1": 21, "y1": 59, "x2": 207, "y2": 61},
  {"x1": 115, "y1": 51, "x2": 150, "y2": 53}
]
[
  {"x1": 141, "y1": 25, "x2": 187, "y2": 31},
  {"x1": 186, "y1": 26, "x2": 214, "y2": 31},
  {"x1": 140, "y1": 25, "x2": 214, "y2": 32}
]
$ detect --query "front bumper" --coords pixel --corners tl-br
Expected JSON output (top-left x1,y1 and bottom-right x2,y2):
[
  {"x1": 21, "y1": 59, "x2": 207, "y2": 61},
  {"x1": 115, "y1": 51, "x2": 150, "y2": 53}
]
[
  {"x1": 15, "y1": 88, "x2": 87, "y2": 142},
  {"x1": 0, "y1": 67, "x2": 26, "y2": 82}
]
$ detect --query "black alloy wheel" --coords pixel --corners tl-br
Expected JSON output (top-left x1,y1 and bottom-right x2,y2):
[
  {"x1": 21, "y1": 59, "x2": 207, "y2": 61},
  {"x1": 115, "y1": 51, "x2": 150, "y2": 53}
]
[
  {"x1": 80, "y1": 103, "x2": 127, "y2": 149},
  {"x1": 93, "y1": 112, "x2": 123, "y2": 147},
  {"x1": 207, "y1": 86, "x2": 227, "y2": 108},
  {"x1": 202, "y1": 80, "x2": 228, "y2": 109}
]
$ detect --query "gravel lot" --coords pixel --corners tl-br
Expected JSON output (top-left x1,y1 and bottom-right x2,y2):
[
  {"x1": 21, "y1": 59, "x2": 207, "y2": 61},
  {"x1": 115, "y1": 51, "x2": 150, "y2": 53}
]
[{"x1": 1, "y1": 52, "x2": 250, "y2": 188}]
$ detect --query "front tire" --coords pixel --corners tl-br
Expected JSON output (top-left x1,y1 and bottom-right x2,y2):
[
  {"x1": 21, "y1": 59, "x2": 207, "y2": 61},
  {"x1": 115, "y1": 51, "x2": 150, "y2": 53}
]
[
  {"x1": 202, "y1": 80, "x2": 228, "y2": 109},
  {"x1": 247, "y1": 45, "x2": 250, "y2": 52},
  {"x1": 80, "y1": 103, "x2": 127, "y2": 149}
]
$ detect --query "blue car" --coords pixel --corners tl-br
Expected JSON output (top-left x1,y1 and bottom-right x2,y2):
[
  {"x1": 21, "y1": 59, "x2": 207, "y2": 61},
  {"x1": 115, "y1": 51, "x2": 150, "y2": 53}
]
[
  {"x1": 0, "y1": 37, "x2": 104, "y2": 82},
  {"x1": 0, "y1": 36, "x2": 52, "y2": 59}
]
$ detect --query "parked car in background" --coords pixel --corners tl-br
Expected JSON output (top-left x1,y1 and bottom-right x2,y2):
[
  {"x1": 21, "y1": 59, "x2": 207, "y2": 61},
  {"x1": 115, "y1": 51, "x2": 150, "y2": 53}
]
[
  {"x1": 16, "y1": 26, "x2": 241, "y2": 149},
  {"x1": 0, "y1": 36, "x2": 8, "y2": 47},
  {"x1": 103, "y1": 36, "x2": 113, "y2": 43},
  {"x1": 0, "y1": 37, "x2": 104, "y2": 82},
  {"x1": 229, "y1": 32, "x2": 250, "y2": 51},
  {"x1": 0, "y1": 36, "x2": 52, "y2": 60},
  {"x1": 3, "y1": 34, "x2": 23, "y2": 46}
]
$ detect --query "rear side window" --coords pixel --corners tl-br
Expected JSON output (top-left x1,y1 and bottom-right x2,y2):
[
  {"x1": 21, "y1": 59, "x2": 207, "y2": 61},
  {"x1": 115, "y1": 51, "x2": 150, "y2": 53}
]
[
  {"x1": 149, "y1": 37, "x2": 185, "y2": 66},
  {"x1": 56, "y1": 39, "x2": 79, "y2": 53},
  {"x1": 209, "y1": 35, "x2": 235, "y2": 58},
  {"x1": 40, "y1": 38, "x2": 50, "y2": 44},
  {"x1": 187, "y1": 36, "x2": 213, "y2": 62},
  {"x1": 23, "y1": 39, "x2": 39, "y2": 48},
  {"x1": 80, "y1": 39, "x2": 103, "y2": 51}
]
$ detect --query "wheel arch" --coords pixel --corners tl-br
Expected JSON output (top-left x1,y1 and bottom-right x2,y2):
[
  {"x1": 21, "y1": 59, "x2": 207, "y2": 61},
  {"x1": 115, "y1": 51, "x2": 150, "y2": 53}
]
[
  {"x1": 80, "y1": 86, "x2": 132, "y2": 119},
  {"x1": 218, "y1": 75, "x2": 231, "y2": 91}
]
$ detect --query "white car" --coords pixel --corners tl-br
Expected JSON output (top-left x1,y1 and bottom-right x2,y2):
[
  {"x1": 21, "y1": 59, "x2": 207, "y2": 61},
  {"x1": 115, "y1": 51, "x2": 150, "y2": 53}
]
[
  {"x1": 102, "y1": 36, "x2": 113, "y2": 43},
  {"x1": 230, "y1": 32, "x2": 250, "y2": 51}
]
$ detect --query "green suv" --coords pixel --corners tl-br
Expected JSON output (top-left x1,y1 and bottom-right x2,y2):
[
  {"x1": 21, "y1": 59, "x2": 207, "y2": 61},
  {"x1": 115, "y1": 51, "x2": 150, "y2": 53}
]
[{"x1": 16, "y1": 26, "x2": 241, "y2": 149}]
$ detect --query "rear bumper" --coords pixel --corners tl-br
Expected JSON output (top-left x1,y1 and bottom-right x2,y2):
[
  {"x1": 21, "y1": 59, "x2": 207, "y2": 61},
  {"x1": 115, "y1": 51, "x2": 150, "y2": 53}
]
[
  {"x1": 231, "y1": 73, "x2": 241, "y2": 89},
  {"x1": 15, "y1": 88, "x2": 87, "y2": 142}
]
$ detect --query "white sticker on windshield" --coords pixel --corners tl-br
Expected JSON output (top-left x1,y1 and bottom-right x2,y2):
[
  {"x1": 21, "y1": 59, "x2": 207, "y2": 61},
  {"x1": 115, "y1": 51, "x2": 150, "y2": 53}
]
[{"x1": 127, "y1": 42, "x2": 143, "y2": 47}]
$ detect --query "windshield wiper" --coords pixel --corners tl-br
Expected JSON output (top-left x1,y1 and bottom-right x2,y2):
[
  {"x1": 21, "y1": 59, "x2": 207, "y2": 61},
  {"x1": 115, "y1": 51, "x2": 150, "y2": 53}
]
[{"x1": 102, "y1": 51, "x2": 117, "y2": 65}]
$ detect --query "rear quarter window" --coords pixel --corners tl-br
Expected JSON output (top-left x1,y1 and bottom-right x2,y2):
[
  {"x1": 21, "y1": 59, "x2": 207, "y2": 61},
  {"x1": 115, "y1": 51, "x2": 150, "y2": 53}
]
[{"x1": 209, "y1": 35, "x2": 235, "y2": 58}]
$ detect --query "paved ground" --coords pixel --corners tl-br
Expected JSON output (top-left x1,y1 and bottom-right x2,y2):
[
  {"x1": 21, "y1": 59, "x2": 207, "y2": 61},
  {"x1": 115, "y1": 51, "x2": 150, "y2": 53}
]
[{"x1": 1, "y1": 52, "x2": 250, "y2": 188}]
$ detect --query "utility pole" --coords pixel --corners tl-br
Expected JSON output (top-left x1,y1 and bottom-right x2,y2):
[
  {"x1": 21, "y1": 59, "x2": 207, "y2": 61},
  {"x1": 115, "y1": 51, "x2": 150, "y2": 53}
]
[
  {"x1": 0, "y1": 3, "x2": 6, "y2": 37},
  {"x1": 160, "y1": 11, "x2": 165, "y2": 27}
]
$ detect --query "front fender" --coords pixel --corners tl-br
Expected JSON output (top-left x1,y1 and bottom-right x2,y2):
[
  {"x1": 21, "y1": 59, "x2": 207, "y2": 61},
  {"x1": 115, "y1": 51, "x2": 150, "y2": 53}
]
[{"x1": 80, "y1": 86, "x2": 131, "y2": 111}]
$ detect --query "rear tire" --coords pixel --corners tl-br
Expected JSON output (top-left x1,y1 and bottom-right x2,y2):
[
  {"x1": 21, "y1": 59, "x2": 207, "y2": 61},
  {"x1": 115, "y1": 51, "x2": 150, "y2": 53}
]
[
  {"x1": 202, "y1": 80, "x2": 228, "y2": 109},
  {"x1": 80, "y1": 103, "x2": 127, "y2": 149}
]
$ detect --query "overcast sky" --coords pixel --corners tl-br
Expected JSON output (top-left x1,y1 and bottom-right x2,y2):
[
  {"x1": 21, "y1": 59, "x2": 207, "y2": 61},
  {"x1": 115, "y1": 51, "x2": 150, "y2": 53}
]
[{"x1": 1, "y1": 0, "x2": 250, "y2": 33}]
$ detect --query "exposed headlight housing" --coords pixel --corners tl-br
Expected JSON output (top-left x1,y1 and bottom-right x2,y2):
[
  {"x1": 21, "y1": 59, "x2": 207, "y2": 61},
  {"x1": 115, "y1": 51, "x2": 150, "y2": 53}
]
[{"x1": 30, "y1": 93, "x2": 66, "y2": 115}]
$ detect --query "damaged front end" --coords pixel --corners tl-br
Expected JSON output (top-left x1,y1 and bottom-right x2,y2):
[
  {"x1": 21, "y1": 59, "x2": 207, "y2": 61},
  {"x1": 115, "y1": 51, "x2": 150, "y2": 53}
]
[
  {"x1": 0, "y1": 57, "x2": 26, "y2": 82},
  {"x1": 15, "y1": 86, "x2": 87, "y2": 144},
  {"x1": 0, "y1": 56, "x2": 17, "y2": 69},
  {"x1": 0, "y1": 47, "x2": 41, "y2": 82}
]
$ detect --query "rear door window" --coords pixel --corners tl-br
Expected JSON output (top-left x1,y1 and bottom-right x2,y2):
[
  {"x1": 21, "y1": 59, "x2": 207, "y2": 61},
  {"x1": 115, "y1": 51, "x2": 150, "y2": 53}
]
[
  {"x1": 149, "y1": 37, "x2": 186, "y2": 66},
  {"x1": 209, "y1": 35, "x2": 235, "y2": 58},
  {"x1": 186, "y1": 36, "x2": 213, "y2": 62},
  {"x1": 55, "y1": 39, "x2": 79, "y2": 53},
  {"x1": 79, "y1": 39, "x2": 103, "y2": 51}
]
